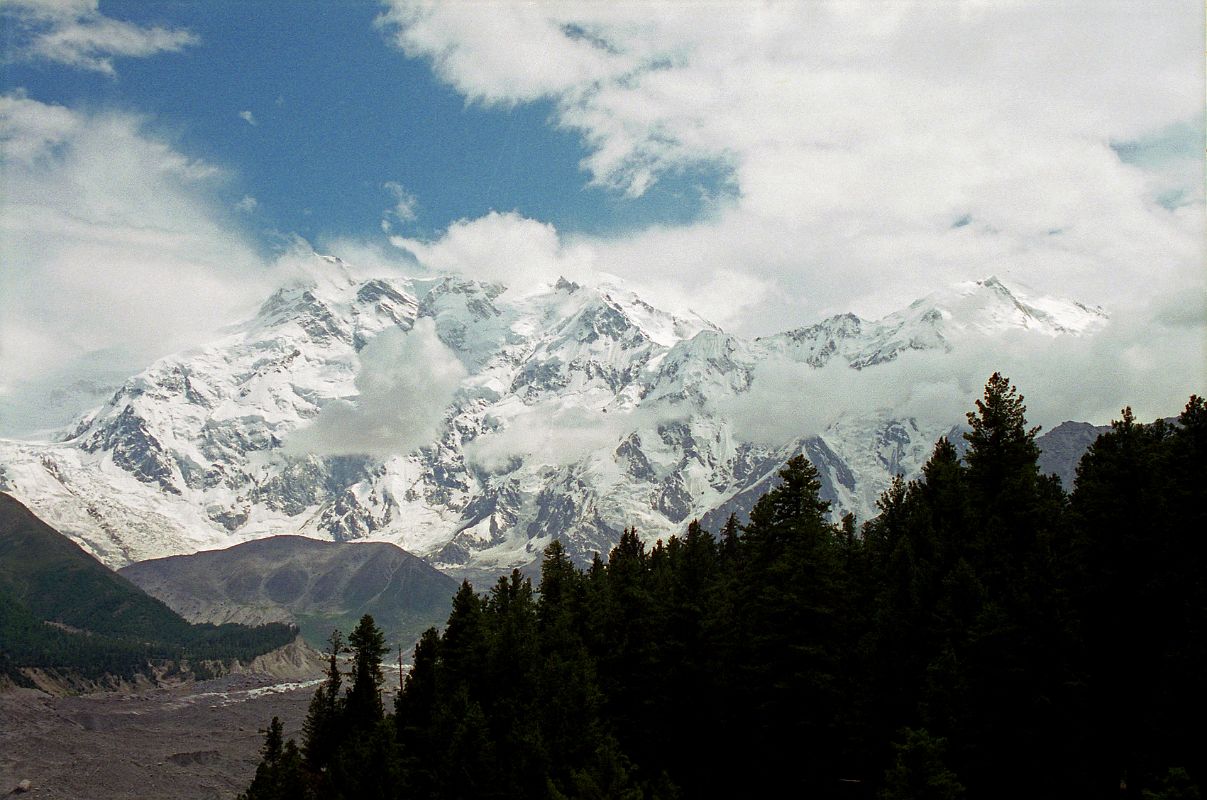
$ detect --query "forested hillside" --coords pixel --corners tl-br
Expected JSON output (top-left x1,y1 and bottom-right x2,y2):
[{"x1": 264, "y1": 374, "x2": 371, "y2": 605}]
[
  {"x1": 0, "y1": 494, "x2": 296, "y2": 685},
  {"x1": 242, "y1": 376, "x2": 1206, "y2": 799}
]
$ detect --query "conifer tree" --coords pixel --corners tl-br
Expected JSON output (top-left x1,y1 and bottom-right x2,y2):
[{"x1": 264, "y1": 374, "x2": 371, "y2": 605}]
[
  {"x1": 737, "y1": 454, "x2": 846, "y2": 793},
  {"x1": 537, "y1": 539, "x2": 582, "y2": 650},
  {"x1": 963, "y1": 372, "x2": 1041, "y2": 493},
  {"x1": 302, "y1": 629, "x2": 343, "y2": 770},
  {"x1": 442, "y1": 580, "x2": 487, "y2": 696},
  {"x1": 394, "y1": 627, "x2": 441, "y2": 797},
  {"x1": 597, "y1": 529, "x2": 659, "y2": 776},
  {"x1": 236, "y1": 386, "x2": 1204, "y2": 800},
  {"x1": 344, "y1": 614, "x2": 387, "y2": 728},
  {"x1": 240, "y1": 717, "x2": 307, "y2": 800},
  {"x1": 1070, "y1": 399, "x2": 1207, "y2": 797},
  {"x1": 954, "y1": 375, "x2": 1073, "y2": 798},
  {"x1": 718, "y1": 511, "x2": 741, "y2": 564}
]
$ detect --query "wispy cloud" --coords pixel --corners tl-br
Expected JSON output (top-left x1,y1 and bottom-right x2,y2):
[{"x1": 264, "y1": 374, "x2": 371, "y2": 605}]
[
  {"x1": 235, "y1": 194, "x2": 258, "y2": 213},
  {"x1": 239, "y1": 110, "x2": 257, "y2": 126},
  {"x1": 381, "y1": 180, "x2": 418, "y2": 230},
  {"x1": 0, "y1": 93, "x2": 269, "y2": 396},
  {"x1": 3, "y1": 0, "x2": 198, "y2": 75}
]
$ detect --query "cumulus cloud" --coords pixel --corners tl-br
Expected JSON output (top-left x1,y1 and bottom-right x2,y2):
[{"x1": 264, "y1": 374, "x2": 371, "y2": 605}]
[
  {"x1": 284, "y1": 318, "x2": 468, "y2": 456},
  {"x1": 286, "y1": 319, "x2": 468, "y2": 458},
  {"x1": 239, "y1": 110, "x2": 257, "y2": 126},
  {"x1": 3, "y1": 0, "x2": 198, "y2": 74},
  {"x1": 0, "y1": 93, "x2": 270, "y2": 401},
  {"x1": 379, "y1": 0, "x2": 1204, "y2": 419},
  {"x1": 378, "y1": 2, "x2": 1202, "y2": 316},
  {"x1": 389, "y1": 210, "x2": 587, "y2": 290},
  {"x1": 387, "y1": 210, "x2": 772, "y2": 329}
]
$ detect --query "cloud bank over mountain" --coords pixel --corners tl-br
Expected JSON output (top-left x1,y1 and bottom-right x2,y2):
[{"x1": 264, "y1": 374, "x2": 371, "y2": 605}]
[
  {"x1": 0, "y1": 2, "x2": 1201, "y2": 439},
  {"x1": 0, "y1": 94, "x2": 268, "y2": 396},
  {"x1": 377, "y1": 1, "x2": 1204, "y2": 385},
  {"x1": 286, "y1": 318, "x2": 467, "y2": 458}
]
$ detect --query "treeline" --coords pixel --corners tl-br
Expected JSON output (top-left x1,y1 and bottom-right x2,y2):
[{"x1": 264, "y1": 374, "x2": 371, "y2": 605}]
[
  {"x1": 0, "y1": 588, "x2": 297, "y2": 683},
  {"x1": 243, "y1": 375, "x2": 1205, "y2": 799}
]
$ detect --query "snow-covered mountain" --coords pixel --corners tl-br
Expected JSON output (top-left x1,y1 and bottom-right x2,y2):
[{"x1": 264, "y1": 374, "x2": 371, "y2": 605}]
[{"x1": 0, "y1": 259, "x2": 1106, "y2": 572}]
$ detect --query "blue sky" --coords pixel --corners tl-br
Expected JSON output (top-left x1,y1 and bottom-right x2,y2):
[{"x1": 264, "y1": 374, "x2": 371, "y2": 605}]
[
  {"x1": 0, "y1": 1, "x2": 1203, "y2": 434},
  {"x1": 2, "y1": 0, "x2": 726, "y2": 251}
]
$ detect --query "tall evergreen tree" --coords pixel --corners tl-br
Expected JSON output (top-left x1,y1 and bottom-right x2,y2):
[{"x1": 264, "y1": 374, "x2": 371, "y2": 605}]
[
  {"x1": 964, "y1": 372, "x2": 1041, "y2": 494},
  {"x1": 955, "y1": 374, "x2": 1075, "y2": 798},
  {"x1": 737, "y1": 454, "x2": 846, "y2": 793},
  {"x1": 394, "y1": 627, "x2": 441, "y2": 798},
  {"x1": 1070, "y1": 399, "x2": 1207, "y2": 797},
  {"x1": 302, "y1": 629, "x2": 344, "y2": 771},
  {"x1": 442, "y1": 580, "x2": 488, "y2": 697},
  {"x1": 238, "y1": 383, "x2": 1204, "y2": 800},
  {"x1": 344, "y1": 614, "x2": 387, "y2": 728}
]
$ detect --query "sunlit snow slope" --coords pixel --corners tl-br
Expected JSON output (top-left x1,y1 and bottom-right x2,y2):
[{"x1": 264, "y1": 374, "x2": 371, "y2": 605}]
[{"x1": 0, "y1": 257, "x2": 1105, "y2": 572}]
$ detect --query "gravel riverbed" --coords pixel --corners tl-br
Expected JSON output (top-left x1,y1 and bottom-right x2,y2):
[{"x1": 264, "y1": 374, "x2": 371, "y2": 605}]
[{"x1": 0, "y1": 674, "x2": 340, "y2": 799}]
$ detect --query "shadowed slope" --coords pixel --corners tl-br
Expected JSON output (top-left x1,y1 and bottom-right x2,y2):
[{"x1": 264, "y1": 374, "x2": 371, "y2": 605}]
[{"x1": 0, "y1": 493, "x2": 295, "y2": 683}]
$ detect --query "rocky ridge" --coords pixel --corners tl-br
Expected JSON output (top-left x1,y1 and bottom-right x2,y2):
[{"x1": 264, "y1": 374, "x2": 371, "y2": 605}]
[{"x1": 0, "y1": 258, "x2": 1107, "y2": 572}]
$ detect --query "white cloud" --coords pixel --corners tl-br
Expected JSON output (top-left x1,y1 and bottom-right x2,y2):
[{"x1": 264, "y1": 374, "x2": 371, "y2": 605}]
[
  {"x1": 378, "y1": 3, "x2": 1202, "y2": 316},
  {"x1": 718, "y1": 309, "x2": 1207, "y2": 441},
  {"x1": 0, "y1": 93, "x2": 271, "y2": 401},
  {"x1": 235, "y1": 194, "x2": 258, "y2": 212},
  {"x1": 386, "y1": 210, "x2": 770, "y2": 329},
  {"x1": 462, "y1": 401, "x2": 680, "y2": 473},
  {"x1": 3, "y1": 0, "x2": 198, "y2": 75},
  {"x1": 383, "y1": 2, "x2": 1201, "y2": 195},
  {"x1": 380, "y1": 0, "x2": 1204, "y2": 418},
  {"x1": 464, "y1": 405, "x2": 623, "y2": 473},
  {"x1": 389, "y1": 210, "x2": 587, "y2": 291},
  {"x1": 382, "y1": 180, "x2": 418, "y2": 224},
  {"x1": 376, "y1": 1, "x2": 640, "y2": 106},
  {"x1": 285, "y1": 319, "x2": 468, "y2": 458},
  {"x1": 239, "y1": 110, "x2": 257, "y2": 126}
]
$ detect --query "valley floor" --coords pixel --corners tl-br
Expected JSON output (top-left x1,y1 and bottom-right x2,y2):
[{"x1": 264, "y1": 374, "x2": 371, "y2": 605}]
[{"x1": 0, "y1": 673, "x2": 356, "y2": 799}]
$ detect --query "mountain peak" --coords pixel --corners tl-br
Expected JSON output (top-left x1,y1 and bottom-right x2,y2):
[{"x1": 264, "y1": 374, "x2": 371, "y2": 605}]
[
  {"x1": 903, "y1": 276, "x2": 1107, "y2": 338},
  {"x1": 0, "y1": 267, "x2": 1113, "y2": 575}
]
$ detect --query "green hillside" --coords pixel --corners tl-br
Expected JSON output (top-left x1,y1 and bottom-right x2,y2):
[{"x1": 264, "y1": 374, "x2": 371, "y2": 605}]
[{"x1": 0, "y1": 493, "x2": 295, "y2": 683}]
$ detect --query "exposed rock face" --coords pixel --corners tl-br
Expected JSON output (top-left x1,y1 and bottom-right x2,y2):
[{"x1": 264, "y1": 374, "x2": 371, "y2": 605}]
[
  {"x1": 227, "y1": 636, "x2": 326, "y2": 682},
  {"x1": 0, "y1": 262, "x2": 1107, "y2": 573}
]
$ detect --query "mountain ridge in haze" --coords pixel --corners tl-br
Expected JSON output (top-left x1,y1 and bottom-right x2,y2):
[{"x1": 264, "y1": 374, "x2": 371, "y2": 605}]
[{"x1": 119, "y1": 535, "x2": 459, "y2": 649}]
